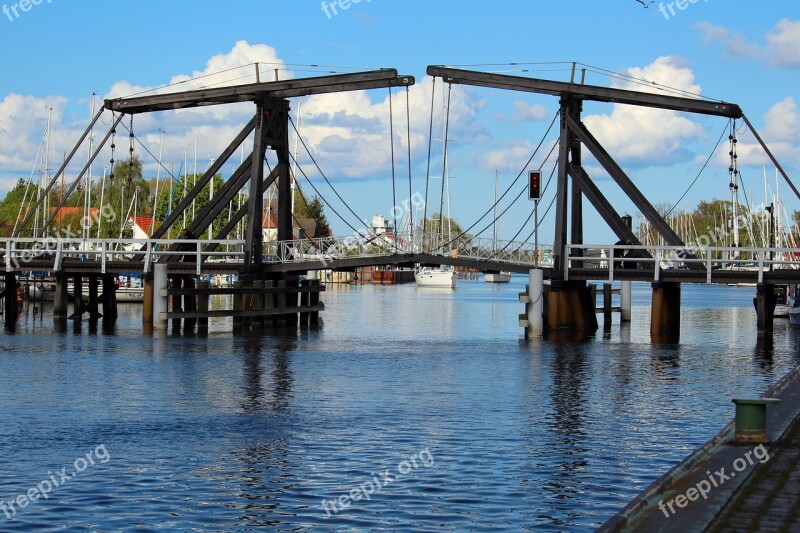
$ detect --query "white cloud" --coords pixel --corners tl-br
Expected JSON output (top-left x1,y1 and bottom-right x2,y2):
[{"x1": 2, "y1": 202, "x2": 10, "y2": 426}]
[
  {"x1": 697, "y1": 19, "x2": 800, "y2": 68},
  {"x1": 582, "y1": 56, "x2": 706, "y2": 166},
  {"x1": 0, "y1": 41, "x2": 488, "y2": 197},
  {"x1": 766, "y1": 19, "x2": 800, "y2": 68},
  {"x1": 729, "y1": 97, "x2": 800, "y2": 169},
  {"x1": 494, "y1": 101, "x2": 551, "y2": 123}
]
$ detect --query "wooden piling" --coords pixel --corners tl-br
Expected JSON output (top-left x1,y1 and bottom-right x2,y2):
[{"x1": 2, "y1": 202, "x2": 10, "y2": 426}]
[
  {"x1": 197, "y1": 280, "x2": 210, "y2": 331},
  {"x1": 53, "y1": 273, "x2": 68, "y2": 321}
]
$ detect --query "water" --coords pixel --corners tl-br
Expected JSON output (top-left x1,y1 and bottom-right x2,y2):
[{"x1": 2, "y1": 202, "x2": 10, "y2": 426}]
[{"x1": 0, "y1": 278, "x2": 798, "y2": 531}]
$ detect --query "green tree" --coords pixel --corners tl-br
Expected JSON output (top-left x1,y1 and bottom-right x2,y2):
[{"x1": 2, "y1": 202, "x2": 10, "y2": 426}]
[
  {"x1": 152, "y1": 173, "x2": 230, "y2": 239},
  {"x1": 0, "y1": 179, "x2": 38, "y2": 236},
  {"x1": 90, "y1": 156, "x2": 150, "y2": 238},
  {"x1": 294, "y1": 190, "x2": 331, "y2": 237}
]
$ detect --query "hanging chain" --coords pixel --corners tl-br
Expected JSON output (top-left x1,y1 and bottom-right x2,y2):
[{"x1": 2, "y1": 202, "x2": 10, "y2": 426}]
[
  {"x1": 128, "y1": 115, "x2": 135, "y2": 184},
  {"x1": 109, "y1": 113, "x2": 117, "y2": 182},
  {"x1": 728, "y1": 119, "x2": 739, "y2": 194}
]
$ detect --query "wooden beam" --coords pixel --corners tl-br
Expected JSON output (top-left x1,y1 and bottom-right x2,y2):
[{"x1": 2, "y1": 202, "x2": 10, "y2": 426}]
[
  {"x1": 427, "y1": 66, "x2": 742, "y2": 118},
  {"x1": 106, "y1": 70, "x2": 414, "y2": 114}
]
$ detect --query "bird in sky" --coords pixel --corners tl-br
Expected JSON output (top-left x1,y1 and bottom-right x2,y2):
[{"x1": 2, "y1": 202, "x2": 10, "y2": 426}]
[{"x1": 636, "y1": 0, "x2": 654, "y2": 7}]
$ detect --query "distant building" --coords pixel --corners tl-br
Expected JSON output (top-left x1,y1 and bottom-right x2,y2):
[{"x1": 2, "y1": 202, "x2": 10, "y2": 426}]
[
  {"x1": 262, "y1": 210, "x2": 318, "y2": 241},
  {"x1": 127, "y1": 216, "x2": 158, "y2": 239}
]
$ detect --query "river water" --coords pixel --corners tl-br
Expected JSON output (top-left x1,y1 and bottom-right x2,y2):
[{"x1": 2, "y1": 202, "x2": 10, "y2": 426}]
[{"x1": 0, "y1": 277, "x2": 797, "y2": 531}]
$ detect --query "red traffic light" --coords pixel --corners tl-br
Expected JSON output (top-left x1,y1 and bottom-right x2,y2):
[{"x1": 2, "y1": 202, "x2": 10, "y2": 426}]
[{"x1": 528, "y1": 170, "x2": 542, "y2": 200}]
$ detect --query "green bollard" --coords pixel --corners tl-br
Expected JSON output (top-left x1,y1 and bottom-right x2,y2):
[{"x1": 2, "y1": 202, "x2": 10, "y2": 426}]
[{"x1": 732, "y1": 398, "x2": 781, "y2": 443}]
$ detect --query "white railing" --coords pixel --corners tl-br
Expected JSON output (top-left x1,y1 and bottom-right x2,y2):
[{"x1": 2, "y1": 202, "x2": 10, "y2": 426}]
[
  {"x1": 0, "y1": 233, "x2": 557, "y2": 275},
  {"x1": 267, "y1": 232, "x2": 555, "y2": 266},
  {"x1": 565, "y1": 244, "x2": 800, "y2": 283},
  {"x1": 0, "y1": 238, "x2": 245, "y2": 276}
]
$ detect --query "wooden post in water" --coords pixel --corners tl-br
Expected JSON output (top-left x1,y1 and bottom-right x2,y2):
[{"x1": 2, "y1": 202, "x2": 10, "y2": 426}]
[
  {"x1": 170, "y1": 276, "x2": 183, "y2": 333},
  {"x1": 264, "y1": 280, "x2": 275, "y2": 325},
  {"x1": 73, "y1": 274, "x2": 83, "y2": 320},
  {"x1": 233, "y1": 281, "x2": 244, "y2": 331},
  {"x1": 197, "y1": 280, "x2": 210, "y2": 332},
  {"x1": 651, "y1": 282, "x2": 681, "y2": 343},
  {"x1": 184, "y1": 276, "x2": 197, "y2": 332},
  {"x1": 4, "y1": 272, "x2": 17, "y2": 328},
  {"x1": 53, "y1": 273, "x2": 68, "y2": 321},
  {"x1": 102, "y1": 274, "x2": 116, "y2": 330},
  {"x1": 88, "y1": 275, "x2": 100, "y2": 320},
  {"x1": 756, "y1": 283, "x2": 776, "y2": 334},
  {"x1": 603, "y1": 283, "x2": 613, "y2": 324},
  {"x1": 252, "y1": 280, "x2": 264, "y2": 328},
  {"x1": 300, "y1": 279, "x2": 310, "y2": 327},
  {"x1": 276, "y1": 279, "x2": 287, "y2": 325},
  {"x1": 142, "y1": 275, "x2": 154, "y2": 325},
  {"x1": 309, "y1": 279, "x2": 321, "y2": 326}
]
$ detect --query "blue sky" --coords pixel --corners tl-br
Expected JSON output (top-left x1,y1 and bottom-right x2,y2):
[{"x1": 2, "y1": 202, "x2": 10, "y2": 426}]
[{"x1": 0, "y1": 0, "x2": 797, "y2": 243}]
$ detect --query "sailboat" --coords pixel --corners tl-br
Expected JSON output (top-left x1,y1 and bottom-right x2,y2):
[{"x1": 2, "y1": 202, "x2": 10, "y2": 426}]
[{"x1": 485, "y1": 170, "x2": 512, "y2": 284}]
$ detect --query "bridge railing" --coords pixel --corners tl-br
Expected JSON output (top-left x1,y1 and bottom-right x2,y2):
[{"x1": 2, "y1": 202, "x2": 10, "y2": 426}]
[
  {"x1": 566, "y1": 244, "x2": 800, "y2": 283},
  {"x1": 265, "y1": 232, "x2": 555, "y2": 266},
  {"x1": 0, "y1": 238, "x2": 245, "y2": 275}
]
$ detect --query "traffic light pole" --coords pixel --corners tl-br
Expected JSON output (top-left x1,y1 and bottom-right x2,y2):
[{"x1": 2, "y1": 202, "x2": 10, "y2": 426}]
[{"x1": 534, "y1": 199, "x2": 539, "y2": 268}]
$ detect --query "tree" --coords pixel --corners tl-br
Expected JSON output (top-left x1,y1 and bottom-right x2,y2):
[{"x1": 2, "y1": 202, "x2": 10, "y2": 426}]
[
  {"x1": 0, "y1": 179, "x2": 36, "y2": 236},
  {"x1": 152, "y1": 173, "x2": 230, "y2": 239},
  {"x1": 417, "y1": 213, "x2": 468, "y2": 237},
  {"x1": 89, "y1": 156, "x2": 150, "y2": 238},
  {"x1": 294, "y1": 190, "x2": 331, "y2": 237}
]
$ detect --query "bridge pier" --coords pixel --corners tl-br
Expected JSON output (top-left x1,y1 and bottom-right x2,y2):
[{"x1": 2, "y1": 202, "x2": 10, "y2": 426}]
[
  {"x1": 4, "y1": 272, "x2": 18, "y2": 329},
  {"x1": 651, "y1": 282, "x2": 681, "y2": 343},
  {"x1": 546, "y1": 280, "x2": 598, "y2": 332},
  {"x1": 73, "y1": 275, "x2": 83, "y2": 320},
  {"x1": 755, "y1": 283, "x2": 777, "y2": 333},
  {"x1": 88, "y1": 275, "x2": 101, "y2": 320},
  {"x1": 621, "y1": 280, "x2": 632, "y2": 322}
]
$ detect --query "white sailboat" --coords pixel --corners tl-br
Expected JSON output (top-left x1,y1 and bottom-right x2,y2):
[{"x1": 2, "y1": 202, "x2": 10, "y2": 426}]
[
  {"x1": 485, "y1": 170, "x2": 512, "y2": 284},
  {"x1": 415, "y1": 266, "x2": 457, "y2": 288}
]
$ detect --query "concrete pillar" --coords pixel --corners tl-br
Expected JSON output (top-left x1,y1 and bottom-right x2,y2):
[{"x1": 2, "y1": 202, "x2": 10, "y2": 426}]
[
  {"x1": 621, "y1": 280, "x2": 632, "y2": 322},
  {"x1": 756, "y1": 283, "x2": 776, "y2": 333},
  {"x1": 527, "y1": 269, "x2": 544, "y2": 339},
  {"x1": 153, "y1": 264, "x2": 168, "y2": 330},
  {"x1": 651, "y1": 282, "x2": 681, "y2": 343},
  {"x1": 53, "y1": 274, "x2": 68, "y2": 321}
]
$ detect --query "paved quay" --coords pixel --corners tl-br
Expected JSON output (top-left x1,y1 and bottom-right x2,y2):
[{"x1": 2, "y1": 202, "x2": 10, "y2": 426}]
[{"x1": 599, "y1": 365, "x2": 800, "y2": 532}]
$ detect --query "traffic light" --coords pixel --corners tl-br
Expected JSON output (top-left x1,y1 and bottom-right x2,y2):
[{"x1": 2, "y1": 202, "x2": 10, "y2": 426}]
[{"x1": 528, "y1": 170, "x2": 542, "y2": 200}]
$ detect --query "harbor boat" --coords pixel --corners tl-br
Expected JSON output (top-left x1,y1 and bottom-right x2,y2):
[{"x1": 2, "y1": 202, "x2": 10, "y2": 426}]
[
  {"x1": 415, "y1": 266, "x2": 457, "y2": 288},
  {"x1": 485, "y1": 272, "x2": 512, "y2": 284}
]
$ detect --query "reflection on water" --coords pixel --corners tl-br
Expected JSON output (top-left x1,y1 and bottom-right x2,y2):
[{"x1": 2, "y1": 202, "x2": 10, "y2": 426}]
[{"x1": 0, "y1": 280, "x2": 798, "y2": 530}]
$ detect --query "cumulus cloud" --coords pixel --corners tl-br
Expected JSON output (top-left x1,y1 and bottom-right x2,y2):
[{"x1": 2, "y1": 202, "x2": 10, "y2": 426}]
[
  {"x1": 729, "y1": 97, "x2": 800, "y2": 169},
  {"x1": 697, "y1": 18, "x2": 800, "y2": 68},
  {"x1": 494, "y1": 101, "x2": 552, "y2": 123},
  {"x1": 582, "y1": 56, "x2": 706, "y2": 166},
  {"x1": 0, "y1": 41, "x2": 486, "y2": 190}
]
